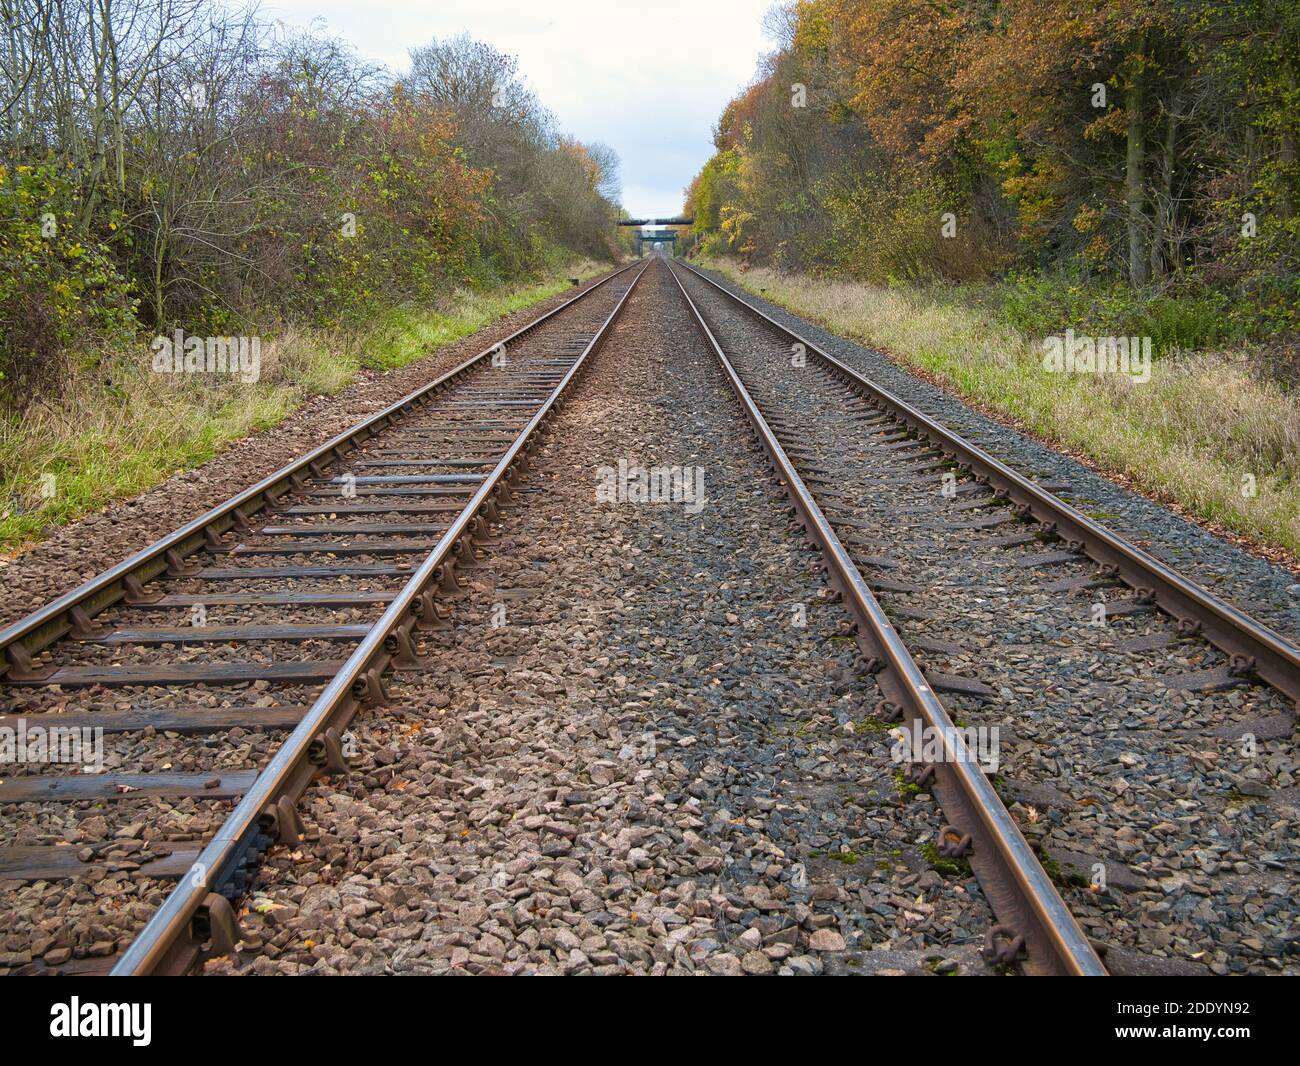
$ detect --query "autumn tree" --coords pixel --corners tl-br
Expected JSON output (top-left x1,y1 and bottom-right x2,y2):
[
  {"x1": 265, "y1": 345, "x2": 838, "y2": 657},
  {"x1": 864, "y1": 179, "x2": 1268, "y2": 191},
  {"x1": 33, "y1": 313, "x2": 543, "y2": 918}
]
[
  {"x1": 0, "y1": 7, "x2": 625, "y2": 402},
  {"x1": 686, "y1": 0, "x2": 1296, "y2": 327}
]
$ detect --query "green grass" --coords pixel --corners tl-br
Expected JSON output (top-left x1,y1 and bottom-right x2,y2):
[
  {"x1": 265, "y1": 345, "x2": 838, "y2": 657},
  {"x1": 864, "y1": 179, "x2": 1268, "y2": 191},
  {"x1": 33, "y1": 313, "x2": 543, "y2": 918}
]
[
  {"x1": 363, "y1": 267, "x2": 604, "y2": 370},
  {"x1": 989, "y1": 270, "x2": 1244, "y2": 354},
  {"x1": 919, "y1": 842, "x2": 972, "y2": 878},
  {"x1": 704, "y1": 256, "x2": 1300, "y2": 559},
  {"x1": 0, "y1": 260, "x2": 607, "y2": 552}
]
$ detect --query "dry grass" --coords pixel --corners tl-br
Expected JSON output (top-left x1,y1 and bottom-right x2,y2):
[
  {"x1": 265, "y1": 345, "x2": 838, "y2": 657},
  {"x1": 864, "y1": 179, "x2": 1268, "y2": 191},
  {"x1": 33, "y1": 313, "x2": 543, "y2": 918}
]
[
  {"x1": 0, "y1": 262, "x2": 606, "y2": 552},
  {"x1": 709, "y1": 257, "x2": 1300, "y2": 558},
  {"x1": 0, "y1": 330, "x2": 345, "y2": 551}
]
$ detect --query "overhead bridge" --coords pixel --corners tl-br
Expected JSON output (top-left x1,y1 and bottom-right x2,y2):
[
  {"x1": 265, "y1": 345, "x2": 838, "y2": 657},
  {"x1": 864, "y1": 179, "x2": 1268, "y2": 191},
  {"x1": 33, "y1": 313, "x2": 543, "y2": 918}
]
[
  {"x1": 634, "y1": 232, "x2": 678, "y2": 256},
  {"x1": 618, "y1": 217, "x2": 694, "y2": 226},
  {"x1": 620, "y1": 218, "x2": 693, "y2": 257}
]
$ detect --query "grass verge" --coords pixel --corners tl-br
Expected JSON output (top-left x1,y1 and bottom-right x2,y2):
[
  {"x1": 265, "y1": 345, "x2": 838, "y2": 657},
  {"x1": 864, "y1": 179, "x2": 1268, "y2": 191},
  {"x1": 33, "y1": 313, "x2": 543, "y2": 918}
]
[
  {"x1": 702, "y1": 256, "x2": 1300, "y2": 561},
  {"x1": 0, "y1": 260, "x2": 607, "y2": 553}
]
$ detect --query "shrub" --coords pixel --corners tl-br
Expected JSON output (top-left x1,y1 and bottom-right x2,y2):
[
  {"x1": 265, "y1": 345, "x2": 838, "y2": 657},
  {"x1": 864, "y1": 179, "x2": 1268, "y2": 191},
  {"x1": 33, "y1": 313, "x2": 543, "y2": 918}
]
[
  {"x1": 0, "y1": 164, "x2": 138, "y2": 402},
  {"x1": 995, "y1": 270, "x2": 1245, "y2": 355}
]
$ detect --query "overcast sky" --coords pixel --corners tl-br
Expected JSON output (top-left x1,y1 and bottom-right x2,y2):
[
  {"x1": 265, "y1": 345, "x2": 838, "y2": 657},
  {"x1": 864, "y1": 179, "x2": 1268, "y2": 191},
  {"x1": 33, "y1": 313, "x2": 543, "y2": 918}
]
[{"x1": 260, "y1": 0, "x2": 776, "y2": 218}]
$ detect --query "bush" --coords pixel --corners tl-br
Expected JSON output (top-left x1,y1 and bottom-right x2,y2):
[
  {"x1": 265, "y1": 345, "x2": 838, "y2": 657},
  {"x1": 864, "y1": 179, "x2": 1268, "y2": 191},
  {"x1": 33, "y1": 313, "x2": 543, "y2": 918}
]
[
  {"x1": 995, "y1": 270, "x2": 1245, "y2": 355},
  {"x1": 0, "y1": 164, "x2": 138, "y2": 402}
]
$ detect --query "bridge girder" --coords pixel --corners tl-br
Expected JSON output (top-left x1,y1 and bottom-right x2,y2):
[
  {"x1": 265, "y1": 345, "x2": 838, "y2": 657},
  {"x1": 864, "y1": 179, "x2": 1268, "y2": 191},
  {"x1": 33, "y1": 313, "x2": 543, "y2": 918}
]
[{"x1": 618, "y1": 217, "x2": 694, "y2": 227}]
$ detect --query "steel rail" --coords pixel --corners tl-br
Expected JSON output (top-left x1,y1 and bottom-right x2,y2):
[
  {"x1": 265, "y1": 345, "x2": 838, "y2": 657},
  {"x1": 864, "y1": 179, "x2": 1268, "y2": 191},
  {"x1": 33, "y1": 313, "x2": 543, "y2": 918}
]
[
  {"x1": 0, "y1": 263, "x2": 640, "y2": 680},
  {"x1": 676, "y1": 260, "x2": 1300, "y2": 706},
  {"x1": 110, "y1": 261, "x2": 649, "y2": 975},
  {"x1": 667, "y1": 261, "x2": 1105, "y2": 976}
]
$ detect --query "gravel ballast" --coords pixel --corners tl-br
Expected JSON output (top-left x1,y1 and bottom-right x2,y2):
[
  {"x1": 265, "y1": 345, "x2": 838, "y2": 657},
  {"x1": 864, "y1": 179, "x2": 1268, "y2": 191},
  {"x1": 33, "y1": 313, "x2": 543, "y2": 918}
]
[
  {"x1": 674, "y1": 260, "x2": 1298, "y2": 975},
  {"x1": 206, "y1": 261, "x2": 1000, "y2": 976},
  {"x1": 692, "y1": 263, "x2": 1300, "y2": 644},
  {"x1": 5, "y1": 258, "x2": 1293, "y2": 977},
  {"x1": 0, "y1": 272, "x2": 618, "y2": 630}
]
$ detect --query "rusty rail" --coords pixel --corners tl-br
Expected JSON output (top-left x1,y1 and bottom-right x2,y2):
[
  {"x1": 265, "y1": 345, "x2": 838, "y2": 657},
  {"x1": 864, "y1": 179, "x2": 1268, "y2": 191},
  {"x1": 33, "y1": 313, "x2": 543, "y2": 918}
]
[
  {"x1": 668, "y1": 260, "x2": 1106, "y2": 976},
  {"x1": 108, "y1": 261, "x2": 648, "y2": 974},
  {"x1": 675, "y1": 259, "x2": 1300, "y2": 707},
  {"x1": 1, "y1": 263, "x2": 641, "y2": 681}
]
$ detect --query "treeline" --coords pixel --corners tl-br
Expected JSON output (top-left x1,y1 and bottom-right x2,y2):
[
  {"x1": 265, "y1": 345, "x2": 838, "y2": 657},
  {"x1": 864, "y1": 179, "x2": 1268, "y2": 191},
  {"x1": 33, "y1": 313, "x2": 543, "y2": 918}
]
[
  {"x1": 1, "y1": 1, "x2": 624, "y2": 402},
  {"x1": 686, "y1": 0, "x2": 1299, "y2": 339}
]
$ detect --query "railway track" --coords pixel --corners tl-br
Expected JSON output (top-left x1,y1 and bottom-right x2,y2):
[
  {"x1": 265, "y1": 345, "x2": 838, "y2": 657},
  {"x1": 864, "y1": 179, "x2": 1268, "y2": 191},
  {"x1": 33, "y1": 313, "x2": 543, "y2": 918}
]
[
  {"x1": 668, "y1": 258, "x2": 1300, "y2": 975},
  {"x1": 1, "y1": 256, "x2": 1293, "y2": 977},
  {"x1": 0, "y1": 261, "x2": 646, "y2": 974}
]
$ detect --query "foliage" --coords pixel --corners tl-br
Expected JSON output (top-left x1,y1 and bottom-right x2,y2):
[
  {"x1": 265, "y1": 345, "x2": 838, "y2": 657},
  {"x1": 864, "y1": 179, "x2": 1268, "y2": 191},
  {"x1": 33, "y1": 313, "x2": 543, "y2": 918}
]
[
  {"x1": 684, "y1": 0, "x2": 1299, "y2": 345},
  {"x1": 0, "y1": 164, "x2": 138, "y2": 394},
  {"x1": 994, "y1": 270, "x2": 1242, "y2": 353},
  {"x1": 0, "y1": 5, "x2": 623, "y2": 406}
]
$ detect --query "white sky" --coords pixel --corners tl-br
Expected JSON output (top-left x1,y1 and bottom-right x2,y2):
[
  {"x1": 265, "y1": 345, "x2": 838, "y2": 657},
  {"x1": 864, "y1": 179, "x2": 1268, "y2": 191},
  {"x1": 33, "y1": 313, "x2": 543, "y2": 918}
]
[{"x1": 259, "y1": 0, "x2": 776, "y2": 217}]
